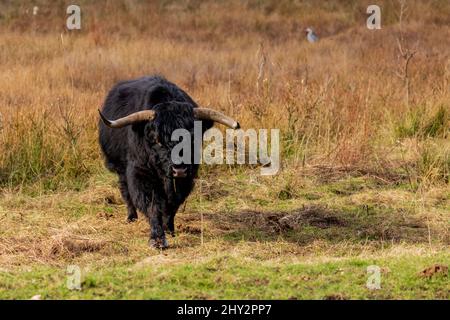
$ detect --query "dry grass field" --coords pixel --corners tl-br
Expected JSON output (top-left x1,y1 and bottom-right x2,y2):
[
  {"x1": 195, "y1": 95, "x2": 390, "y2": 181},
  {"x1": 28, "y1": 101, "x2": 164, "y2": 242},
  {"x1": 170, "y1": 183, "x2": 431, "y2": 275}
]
[{"x1": 0, "y1": 0, "x2": 448, "y2": 299}]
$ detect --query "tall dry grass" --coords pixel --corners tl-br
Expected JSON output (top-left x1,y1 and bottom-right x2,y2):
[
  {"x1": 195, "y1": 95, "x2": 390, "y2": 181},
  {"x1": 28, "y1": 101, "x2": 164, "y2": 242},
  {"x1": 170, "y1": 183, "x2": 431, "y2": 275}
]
[{"x1": 0, "y1": 0, "x2": 448, "y2": 192}]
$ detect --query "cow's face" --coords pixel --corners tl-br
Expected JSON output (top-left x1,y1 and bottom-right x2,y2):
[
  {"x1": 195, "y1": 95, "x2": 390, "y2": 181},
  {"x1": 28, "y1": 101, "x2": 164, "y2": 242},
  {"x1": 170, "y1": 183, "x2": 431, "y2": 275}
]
[
  {"x1": 145, "y1": 102, "x2": 197, "y2": 184},
  {"x1": 99, "y1": 98, "x2": 238, "y2": 200}
]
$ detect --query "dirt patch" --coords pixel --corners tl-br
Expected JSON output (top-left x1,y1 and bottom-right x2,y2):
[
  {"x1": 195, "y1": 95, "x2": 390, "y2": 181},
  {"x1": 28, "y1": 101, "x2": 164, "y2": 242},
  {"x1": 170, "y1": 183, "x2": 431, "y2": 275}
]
[
  {"x1": 177, "y1": 204, "x2": 430, "y2": 245},
  {"x1": 223, "y1": 206, "x2": 346, "y2": 234},
  {"x1": 104, "y1": 195, "x2": 123, "y2": 205},
  {"x1": 49, "y1": 236, "x2": 107, "y2": 257},
  {"x1": 0, "y1": 233, "x2": 119, "y2": 266},
  {"x1": 178, "y1": 205, "x2": 346, "y2": 237},
  {"x1": 279, "y1": 207, "x2": 346, "y2": 230},
  {"x1": 77, "y1": 186, "x2": 122, "y2": 205},
  {"x1": 177, "y1": 224, "x2": 202, "y2": 235},
  {"x1": 197, "y1": 180, "x2": 230, "y2": 201},
  {"x1": 419, "y1": 264, "x2": 448, "y2": 278},
  {"x1": 311, "y1": 165, "x2": 409, "y2": 185}
]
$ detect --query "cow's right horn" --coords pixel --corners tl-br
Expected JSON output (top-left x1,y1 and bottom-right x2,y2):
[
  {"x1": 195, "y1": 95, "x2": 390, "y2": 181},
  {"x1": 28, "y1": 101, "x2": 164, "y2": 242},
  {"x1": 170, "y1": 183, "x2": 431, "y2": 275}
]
[
  {"x1": 98, "y1": 109, "x2": 156, "y2": 128},
  {"x1": 194, "y1": 108, "x2": 240, "y2": 129}
]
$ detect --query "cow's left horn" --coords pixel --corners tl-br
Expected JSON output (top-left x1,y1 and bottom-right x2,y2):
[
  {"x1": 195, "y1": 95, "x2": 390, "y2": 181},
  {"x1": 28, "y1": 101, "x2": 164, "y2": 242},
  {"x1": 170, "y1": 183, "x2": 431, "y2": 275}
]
[
  {"x1": 98, "y1": 109, "x2": 156, "y2": 128},
  {"x1": 194, "y1": 108, "x2": 240, "y2": 129}
]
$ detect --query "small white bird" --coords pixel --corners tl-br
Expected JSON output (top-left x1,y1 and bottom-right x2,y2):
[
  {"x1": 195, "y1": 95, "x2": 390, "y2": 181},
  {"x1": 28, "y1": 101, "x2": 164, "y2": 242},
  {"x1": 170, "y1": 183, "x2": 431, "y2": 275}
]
[{"x1": 305, "y1": 27, "x2": 319, "y2": 43}]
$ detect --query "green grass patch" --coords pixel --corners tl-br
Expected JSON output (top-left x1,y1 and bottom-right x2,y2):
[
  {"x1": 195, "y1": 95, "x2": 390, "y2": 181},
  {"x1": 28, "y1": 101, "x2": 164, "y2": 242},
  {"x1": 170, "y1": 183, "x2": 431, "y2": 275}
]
[{"x1": 1, "y1": 253, "x2": 448, "y2": 299}]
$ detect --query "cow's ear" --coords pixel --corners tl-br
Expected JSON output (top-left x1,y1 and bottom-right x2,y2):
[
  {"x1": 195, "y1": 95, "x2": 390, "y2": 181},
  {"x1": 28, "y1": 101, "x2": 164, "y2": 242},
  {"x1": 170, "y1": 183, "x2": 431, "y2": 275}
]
[{"x1": 149, "y1": 86, "x2": 169, "y2": 106}]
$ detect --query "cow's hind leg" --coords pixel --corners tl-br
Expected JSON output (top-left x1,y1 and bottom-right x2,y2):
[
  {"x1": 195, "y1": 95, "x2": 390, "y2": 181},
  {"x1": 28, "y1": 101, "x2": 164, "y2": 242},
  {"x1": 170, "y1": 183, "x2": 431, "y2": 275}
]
[{"x1": 119, "y1": 174, "x2": 138, "y2": 222}]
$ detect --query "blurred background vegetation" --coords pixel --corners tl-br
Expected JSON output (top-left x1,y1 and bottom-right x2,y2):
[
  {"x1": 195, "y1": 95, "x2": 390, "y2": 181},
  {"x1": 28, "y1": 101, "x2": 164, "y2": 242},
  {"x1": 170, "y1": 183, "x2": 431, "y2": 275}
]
[{"x1": 0, "y1": 0, "x2": 448, "y2": 192}]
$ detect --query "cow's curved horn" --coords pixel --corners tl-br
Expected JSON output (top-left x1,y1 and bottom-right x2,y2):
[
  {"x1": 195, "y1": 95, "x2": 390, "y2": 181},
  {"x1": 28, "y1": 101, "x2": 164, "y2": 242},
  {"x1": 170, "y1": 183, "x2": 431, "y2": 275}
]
[
  {"x1": 98, "y1": 109, "x2": 156, "y2": 128},
  {"x1": 194, "y1": 108, "x2": 240, "y2": 129}
]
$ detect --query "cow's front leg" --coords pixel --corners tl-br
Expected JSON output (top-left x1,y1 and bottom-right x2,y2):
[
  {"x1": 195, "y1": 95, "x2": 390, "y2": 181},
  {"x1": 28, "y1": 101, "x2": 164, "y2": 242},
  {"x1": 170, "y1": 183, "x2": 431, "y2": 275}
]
[
  {"x1": 162, "y1": 210, "x2": 176, "y2": 237},
  {"x1": 163, "y1": 200, "x2": 183, "y2": 237},
  {"x1": 148, "y1": 196, "x2": 168, "y2": 249},
  {"x1": 126, "y1": 167, "x2": 168, "y2": 249}
]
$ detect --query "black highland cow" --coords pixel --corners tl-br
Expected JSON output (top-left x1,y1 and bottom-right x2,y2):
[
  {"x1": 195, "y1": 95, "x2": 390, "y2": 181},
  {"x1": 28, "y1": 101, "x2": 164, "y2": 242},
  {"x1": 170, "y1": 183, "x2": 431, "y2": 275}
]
[{"x1": 98, "y1": 76, "x2": 239, "y2": 248}]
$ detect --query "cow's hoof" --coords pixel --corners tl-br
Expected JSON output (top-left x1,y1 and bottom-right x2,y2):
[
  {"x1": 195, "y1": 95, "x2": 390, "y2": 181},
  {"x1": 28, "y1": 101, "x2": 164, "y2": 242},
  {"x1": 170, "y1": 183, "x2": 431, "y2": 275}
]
[
  {"x1": 127, "y1": 212, "x2": 138, "y2": 223},
  {"x1": 167, "y1": 229, "x2": 176, "y2": 237},
  {"x1": 149, "y1": 237, "x2": 169, "y2": 249}
]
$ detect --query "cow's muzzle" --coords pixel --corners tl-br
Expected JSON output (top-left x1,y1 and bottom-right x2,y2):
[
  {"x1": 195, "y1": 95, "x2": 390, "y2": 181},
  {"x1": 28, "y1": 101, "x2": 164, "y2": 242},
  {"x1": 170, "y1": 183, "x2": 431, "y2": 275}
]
[{"x1": 172, "y1": 167, "x2": 187, "y2": 178}]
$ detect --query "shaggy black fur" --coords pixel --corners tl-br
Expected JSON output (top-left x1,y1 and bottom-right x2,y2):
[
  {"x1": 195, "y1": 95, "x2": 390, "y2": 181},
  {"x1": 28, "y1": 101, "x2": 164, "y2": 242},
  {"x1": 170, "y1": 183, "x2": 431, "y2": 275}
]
[{"x1": 98, "y1": 76, "x2": 213, "y2": 248}]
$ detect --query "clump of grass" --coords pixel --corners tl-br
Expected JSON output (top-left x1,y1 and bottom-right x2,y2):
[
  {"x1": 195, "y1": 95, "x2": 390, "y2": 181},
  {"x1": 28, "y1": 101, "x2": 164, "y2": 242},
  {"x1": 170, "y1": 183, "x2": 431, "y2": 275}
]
[
  {"x1": 395, "y1": 108, "x2": 423, "y2": 138},
  {"x1": 416, "y1": 143, "x2": 450, "y2": 185},
  {"x1": 395, "y1": 105, "x2": 449, "y2": 139},
  {"x1": 400, "y1": 141, "x2": 450, "y2": 190},
  {"x1": 277, "y1": 181, "x2": 296, "y2": 200},
  {"x1": 0, "y1": 111, "x2": 55, "y2": 187},
  {"x1": 422, "y1": 105, "x2": 449, "y2": 138},
  {"x1": 0, "y1": 107, "x2": 98, "y2": 192}
]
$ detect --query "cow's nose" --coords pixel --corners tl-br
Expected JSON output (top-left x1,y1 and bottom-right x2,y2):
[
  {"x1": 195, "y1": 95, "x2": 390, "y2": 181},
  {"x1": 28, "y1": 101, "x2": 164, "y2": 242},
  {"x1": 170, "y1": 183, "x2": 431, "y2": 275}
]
[{"x1": 172, "y1": 167, "x2": 187, "y2": 178}]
